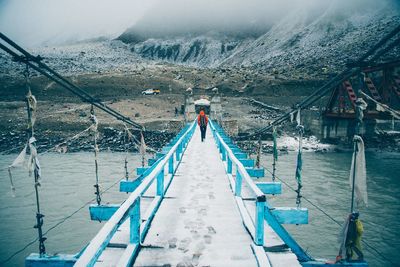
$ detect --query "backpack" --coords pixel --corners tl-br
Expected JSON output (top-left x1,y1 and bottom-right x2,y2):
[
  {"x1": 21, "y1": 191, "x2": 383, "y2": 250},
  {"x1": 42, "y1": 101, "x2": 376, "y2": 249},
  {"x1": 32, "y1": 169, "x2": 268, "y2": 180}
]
[{"x1": 200, "y1": 115, "x2": 207, "y2": 127}]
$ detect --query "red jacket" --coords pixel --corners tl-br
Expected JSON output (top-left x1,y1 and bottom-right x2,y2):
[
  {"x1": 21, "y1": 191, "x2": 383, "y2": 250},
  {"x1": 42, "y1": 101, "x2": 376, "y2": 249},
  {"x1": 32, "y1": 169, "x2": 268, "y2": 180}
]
[{"x1": 197, "y1": 110, "x2": 208, "y2": 126}]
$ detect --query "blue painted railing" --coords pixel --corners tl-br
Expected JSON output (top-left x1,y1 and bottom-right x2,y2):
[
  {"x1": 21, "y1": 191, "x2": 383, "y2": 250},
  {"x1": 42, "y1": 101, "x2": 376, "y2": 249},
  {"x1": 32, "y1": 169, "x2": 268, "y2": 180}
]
[
  {"x1": 210, "y1": 121, "x2": 266, "y2": 246},
  {"x1": 209, "y1": 120, "x2": 313, "y2": 262},
  {"x1": 73, "y1": 121, "x2": 196, "y2": 267},
  {"x1": 119, "y1": 124, "x2": 191, "y2": 193}
]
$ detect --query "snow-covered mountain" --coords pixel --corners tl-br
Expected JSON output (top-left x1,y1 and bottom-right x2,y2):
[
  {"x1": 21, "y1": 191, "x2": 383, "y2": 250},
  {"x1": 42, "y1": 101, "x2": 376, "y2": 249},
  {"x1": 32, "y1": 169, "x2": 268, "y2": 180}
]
[
  {"x1": 119, "y1": 0, "x2": 400, "y2": 74},
  {"x1": 125, "y1": 34, "x2": 255, "y2": 68}
]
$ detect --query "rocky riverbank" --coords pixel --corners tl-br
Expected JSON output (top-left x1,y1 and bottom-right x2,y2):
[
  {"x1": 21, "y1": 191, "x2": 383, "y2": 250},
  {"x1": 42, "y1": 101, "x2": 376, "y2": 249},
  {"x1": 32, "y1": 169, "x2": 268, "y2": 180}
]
[{"x1": 0, "y1": 126, "x2": 176, "y2": 155}]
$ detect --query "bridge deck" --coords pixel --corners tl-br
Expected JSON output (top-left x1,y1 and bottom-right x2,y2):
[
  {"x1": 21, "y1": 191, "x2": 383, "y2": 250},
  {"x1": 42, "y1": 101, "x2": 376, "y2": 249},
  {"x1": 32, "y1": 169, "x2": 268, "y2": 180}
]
[{"x1": 134, "y1": 126, "x2": 258, "y2": 266}]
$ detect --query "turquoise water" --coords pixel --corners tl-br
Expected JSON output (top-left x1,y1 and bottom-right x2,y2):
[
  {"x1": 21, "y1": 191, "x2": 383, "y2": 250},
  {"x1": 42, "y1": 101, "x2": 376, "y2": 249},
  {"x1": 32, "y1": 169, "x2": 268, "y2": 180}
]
[
  {"x1": 262, "y1": 151, "x2": 400, "y2": 267},
  {"x1": 0, "y1": 150, "x2": 399, "y2": 266},
  {"x1": 0, "y1": 152, "x2": 142, "y2": 267}
]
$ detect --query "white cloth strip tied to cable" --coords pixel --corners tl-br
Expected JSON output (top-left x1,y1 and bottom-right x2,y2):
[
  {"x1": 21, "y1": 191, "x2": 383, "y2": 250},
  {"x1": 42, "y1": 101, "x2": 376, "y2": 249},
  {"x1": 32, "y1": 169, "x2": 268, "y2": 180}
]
[
  {"x1": 123, "y1": 123, "x2": 155, "y2": 153},
  {"x1": 7, "y1": 145, "x2": 28, "y2": 196},
  {"x1": 360, "y1": 91, "x2": 400, "y2": 119},
  {"x1": 8, "y1": 138, "x2": 42, "y2": 195},
  {"x1": 349, "y1": 135, "x2": 368, "y2": 208},
  {"x1": 290, "y1": 111, "x2": 294, "y2": 122},
  {"x1": 28, "y1": 137, "x2": 41, "y2": 182},
  {"x1": 27, "y1": 90, "x2": 37, "y2": 129},
  {"x1": 296, "y1": 107, "x2": 301, "y2": 126},
  {"x1": 42, "y1": 125, "x2": 93, "y2": 154}
]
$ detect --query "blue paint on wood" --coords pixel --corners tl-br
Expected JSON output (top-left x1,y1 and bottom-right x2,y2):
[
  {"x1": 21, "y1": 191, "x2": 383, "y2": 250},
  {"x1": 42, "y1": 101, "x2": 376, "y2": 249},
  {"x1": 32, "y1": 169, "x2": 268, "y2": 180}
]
[
  {"x1": 302, "y1": 261, "x2": 368, "y2": 267},
  {"x1": 255, "y1": 200, "x2": 265, "y2": 246},
  {"x1": 156, "y1": 152, "x2": 165, "y2": 158},
  {"x1": 256, "y1": 182, "x2": 282, "y2": 194},
  {"x1": 122, "y1": 154, "x2": 168, "y2": 192},
  {"x1": 50, "y1": 121, "x2": 197, "y2": 267},
  {"x1": 246, "y1": 168, "x2": 265, "y2": 178},
  {"x1": 223, "y1": 139, "x2": 233, "y2": 145},
  {"x1": 161, "y1": 146, "x2": 172, "y2": 153},
  {"x1": 239, "y1": 158, "x2": 254, "y2": 167},
  {"x1": 263, "y1": 206, "x2": 312, "y2": 262},
  {"x1": 139, "y1": 196, "x2": 162, "y2": 243},
  {"x1": 148, "y1": 158, "x2": 156, "y2": 166},
  {"x1": 157, "y1": 169, "x2": 165, "y2": 197},
  {"x1": 227, "y1": 157, "x2": 232, "y2": 174},
  {"x1": 235, "y1": 170, "x2": 242, "y2": 196},
  {"x1": 130, "y1": 198, "x2": 141, "y2": 244},
  {"x1": 117, "y1": 244, "x2": 140, "y2": 267},
  {"x1": 221, "y1": 147, "x2": 227, "y2": 161},
  {"x1": 271, "y1": 207, "x2": 308, "y2": 224},
  {"x1": 231, "y1": 147, "x2": 242, "y2": 153},
  {"x1": 136, "y1": 167, "x2": 148, "y2": 176},
  {"x1": 89, "y1": 204, "x2": 120, "y2": 221},
  {"x1": 120, "y1": 178, "x2": 142, "y2": 192},
  {"x1": 25, "y1": 253, "x2": 77, "y2": 267},
  {"x1": 168, "y1": 156, "x2": 174, "y2": 174},
  {"x1": 234, "y1": 152, "x2": 247, "y2": 159},
  {"x1": 176, "y1": 143, "x2": 182, "y2": 161}
]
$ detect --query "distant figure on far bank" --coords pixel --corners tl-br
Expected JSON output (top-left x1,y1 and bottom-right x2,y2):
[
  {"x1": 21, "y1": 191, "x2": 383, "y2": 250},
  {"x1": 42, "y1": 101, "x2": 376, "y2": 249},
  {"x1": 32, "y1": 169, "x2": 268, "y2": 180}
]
[{"x1": 197, "y1": 109, "x2": 208, "y2": 142}]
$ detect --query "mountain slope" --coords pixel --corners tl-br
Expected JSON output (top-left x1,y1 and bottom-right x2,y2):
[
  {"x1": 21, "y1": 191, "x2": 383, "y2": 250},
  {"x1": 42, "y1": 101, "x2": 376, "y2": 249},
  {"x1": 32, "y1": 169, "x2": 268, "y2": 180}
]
[{"x1": 119, "y1": 1, "x2": 400, "y2": 76}]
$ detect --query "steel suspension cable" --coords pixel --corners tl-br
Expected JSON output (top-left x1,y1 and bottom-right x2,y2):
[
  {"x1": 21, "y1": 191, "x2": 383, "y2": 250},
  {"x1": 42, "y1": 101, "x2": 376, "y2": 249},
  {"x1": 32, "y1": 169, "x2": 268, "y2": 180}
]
[
  {"x1": 263, "y1": 167, "x2": 395, "y2": 266},
  {"x1": 242, "y1": 23, "x2": 400, "y2": 139},
  {"x1": 0, "y1": 33, "x2": 143, "y2": 130},
  {"x1": 0, "y1": 170, "x2": 131, "y2": 265}
]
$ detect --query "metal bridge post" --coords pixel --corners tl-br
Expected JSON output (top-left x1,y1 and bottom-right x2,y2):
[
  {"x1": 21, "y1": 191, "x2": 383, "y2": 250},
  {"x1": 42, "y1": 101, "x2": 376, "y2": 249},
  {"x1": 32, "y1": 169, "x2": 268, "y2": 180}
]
[
  {"x1": 168, "y1": 156, "x2": 174, "y2": 174},
  {"x1": 130, "y1": 198, "x2": 141, "y2": 244},
  {"x1": 235, "y1": 169, "x2": 242, "y2": 196},
  {"x1": 227, "y1": 157, "x2": 232, "y2": 174},
  {"x1": 157, "y1": 169, "x2": 165, "y2": 196},
  {"x1": 255, "y1": 196, "x2": 266, "y2": 246}
]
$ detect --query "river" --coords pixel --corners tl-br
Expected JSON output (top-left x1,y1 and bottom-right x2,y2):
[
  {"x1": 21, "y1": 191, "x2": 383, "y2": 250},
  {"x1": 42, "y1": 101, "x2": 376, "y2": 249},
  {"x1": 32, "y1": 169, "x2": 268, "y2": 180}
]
[{"x1": 0, "y1": 150, "x2": 399, "y2": 267}]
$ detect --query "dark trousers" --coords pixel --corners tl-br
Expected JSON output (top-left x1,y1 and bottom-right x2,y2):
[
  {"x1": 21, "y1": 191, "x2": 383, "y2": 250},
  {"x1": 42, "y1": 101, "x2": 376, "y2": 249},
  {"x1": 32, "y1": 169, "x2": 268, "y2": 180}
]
[{"x1": 200, "y1": 126, "x2": 207, "y2": 141}]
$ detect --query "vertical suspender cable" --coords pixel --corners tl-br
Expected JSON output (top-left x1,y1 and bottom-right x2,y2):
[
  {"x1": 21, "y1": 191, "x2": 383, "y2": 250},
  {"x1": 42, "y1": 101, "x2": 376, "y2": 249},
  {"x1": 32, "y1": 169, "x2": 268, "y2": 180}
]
[
  {"x1": 140, "y1": 131, "x2": 146, "y2": 167},
  {"x1": 24, "y1": 65, "x2": 46, "y2": 256},
  {"x1": 90, "y1": 105, "x2": 101, "y2": 205},
  {"x1": 295, "y1": 108, "x2": 304, "y2": 208},
  {"x1": 272, "y1": 126, "x2": 278, "y2": 182},
  {"x1": 256, "y1": 136, "x2": 261, "y2": 169}
]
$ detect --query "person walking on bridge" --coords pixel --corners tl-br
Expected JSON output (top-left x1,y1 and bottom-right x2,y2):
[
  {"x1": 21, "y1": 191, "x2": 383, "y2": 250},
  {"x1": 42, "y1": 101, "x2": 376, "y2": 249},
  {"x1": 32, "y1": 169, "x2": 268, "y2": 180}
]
[{"x1": 197, "y1": 109, "x2": 208, "y2": 142}]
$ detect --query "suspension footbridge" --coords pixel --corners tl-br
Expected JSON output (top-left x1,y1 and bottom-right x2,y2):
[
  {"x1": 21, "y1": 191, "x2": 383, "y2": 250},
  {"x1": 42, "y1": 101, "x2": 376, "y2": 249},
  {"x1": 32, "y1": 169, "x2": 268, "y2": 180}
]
[{"x1": 1, "y1": 22, "x2": 400, "y2": 266}]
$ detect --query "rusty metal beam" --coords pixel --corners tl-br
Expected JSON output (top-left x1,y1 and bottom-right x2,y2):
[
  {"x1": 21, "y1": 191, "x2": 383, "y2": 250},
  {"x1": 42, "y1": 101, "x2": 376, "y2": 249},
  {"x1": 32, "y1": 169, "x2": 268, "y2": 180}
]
[{"x1": 362, "y1": 58, "x2": 400, "y2": 73}]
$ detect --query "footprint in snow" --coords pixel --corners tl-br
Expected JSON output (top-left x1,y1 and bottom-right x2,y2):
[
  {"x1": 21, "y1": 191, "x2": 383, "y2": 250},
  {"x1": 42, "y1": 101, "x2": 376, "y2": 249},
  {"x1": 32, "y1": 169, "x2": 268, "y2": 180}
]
[
  {"x1": 178, "y1": 237, "x2": 192, "y2": 252},
  {"x1": 190, "y1": 230, "x2": 200, "y2": 240},
  {"x1": 168, "y1": 237, "x2": 177, "y2": 249},
  {"x1": 192, "y1": 252, "x2": 202, "y2": 266},
  {"x1": 207, "y1": 226, "x2": 216, "y2": 235},
  {"x1": 203, "y1": 234, "x2": 212, "y2": 244}
]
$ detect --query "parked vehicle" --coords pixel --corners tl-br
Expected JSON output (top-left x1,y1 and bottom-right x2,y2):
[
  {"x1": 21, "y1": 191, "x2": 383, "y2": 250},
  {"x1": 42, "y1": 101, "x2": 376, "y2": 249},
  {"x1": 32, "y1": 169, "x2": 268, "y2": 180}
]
[{"x1": 142, "y1": 88, "x2": 160, "y2": 95}]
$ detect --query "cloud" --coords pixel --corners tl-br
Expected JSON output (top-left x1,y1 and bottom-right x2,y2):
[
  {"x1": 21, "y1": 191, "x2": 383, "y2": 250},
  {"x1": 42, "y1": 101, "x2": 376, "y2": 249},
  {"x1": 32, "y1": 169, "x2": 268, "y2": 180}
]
[
  {"x1": 0, "y1": 0, "x2": 157, "y2": 47},
  {"x1": 0, "y1": 0, "x2": 396, "y2": 47},
  {"x1": 121, "y1": 0, "x2": 396, "y2": 40}
]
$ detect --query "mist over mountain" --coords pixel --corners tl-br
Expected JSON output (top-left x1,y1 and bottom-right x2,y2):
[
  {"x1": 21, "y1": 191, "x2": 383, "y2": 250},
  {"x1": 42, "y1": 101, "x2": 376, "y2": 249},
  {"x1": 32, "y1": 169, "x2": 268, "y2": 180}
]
[
  {"x1": 119, "y1": 0, "x2": 400, "y2": 71},
  {"x1": 0, "y1": 0, "x2": 156, "y2": 47}
]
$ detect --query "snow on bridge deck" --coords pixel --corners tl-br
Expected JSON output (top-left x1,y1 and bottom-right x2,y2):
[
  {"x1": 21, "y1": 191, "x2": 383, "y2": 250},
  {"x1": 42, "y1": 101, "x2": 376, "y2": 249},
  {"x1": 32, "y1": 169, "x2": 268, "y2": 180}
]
[
  {"x1": 134, "y1": 126, "x2": 257, "y2": 266},
  {"x1": 76, "y1": 123, "x2": 301, "y2": 267}
]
